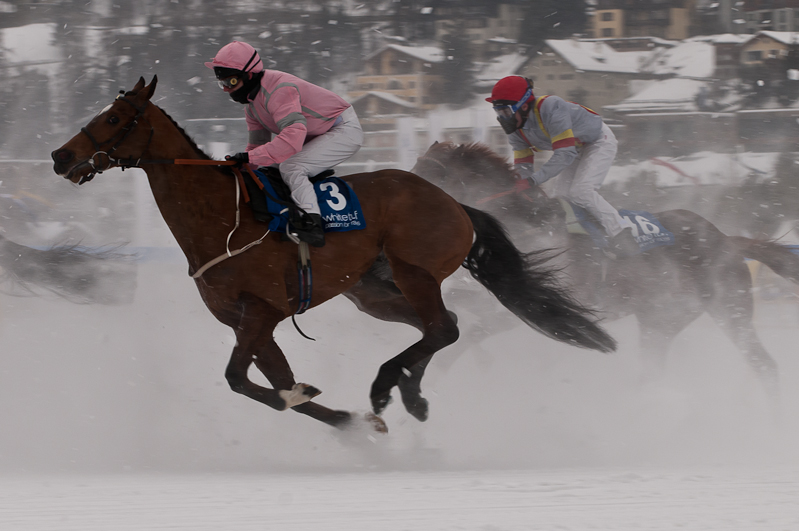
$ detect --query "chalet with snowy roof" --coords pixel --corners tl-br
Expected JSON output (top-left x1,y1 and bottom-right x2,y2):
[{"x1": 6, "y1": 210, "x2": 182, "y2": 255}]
[
  {"x1": 517, "y1": 38, "x2": 656, "y2": 113},
  {"x1": 348, "y1": 44, "x2": 446, "y2": 120},
  {"x1": 739, "y1": 31, "x2": 799, "y2": 66}
]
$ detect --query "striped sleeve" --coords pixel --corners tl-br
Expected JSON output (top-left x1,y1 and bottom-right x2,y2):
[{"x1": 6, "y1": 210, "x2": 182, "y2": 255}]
[
  {"x1": 551, "y1": 129, "x2": 576, "y2": 150},
  {"x1": 513, "y1": 147, "x2": 535, "y2": 164}
]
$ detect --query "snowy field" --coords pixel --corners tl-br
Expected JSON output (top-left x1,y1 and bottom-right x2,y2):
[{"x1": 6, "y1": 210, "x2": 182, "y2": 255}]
[{"x1": 2, "y1": 245, "x2": 799, "y2": 529}]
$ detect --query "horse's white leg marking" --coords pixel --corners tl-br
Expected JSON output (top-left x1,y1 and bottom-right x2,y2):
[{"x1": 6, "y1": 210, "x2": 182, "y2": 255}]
[{"x1": 278, "y1": 383, "x2": 320, "y2": 410}]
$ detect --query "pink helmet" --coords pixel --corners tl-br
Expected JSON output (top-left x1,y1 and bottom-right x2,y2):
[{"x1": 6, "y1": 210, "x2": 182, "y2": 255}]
[{"x1": 204, "y1": 41, "x2": 264, "y2": 74}]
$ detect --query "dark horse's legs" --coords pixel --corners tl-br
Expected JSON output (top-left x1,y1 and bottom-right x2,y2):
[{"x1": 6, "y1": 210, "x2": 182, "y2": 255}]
[
  {"x1": 222, "y1": 292, "x2": 353, "y2": 429},
  {"x1": 367, "y1": 256, "x2": 460, "y2": 421},
  {"x1": 705, "y1": 259, "x2": 780, "y2": 398}
]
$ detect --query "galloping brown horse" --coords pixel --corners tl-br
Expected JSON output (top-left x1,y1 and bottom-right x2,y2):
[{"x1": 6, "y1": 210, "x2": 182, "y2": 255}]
[
  {"x1": 51, "y1": 77, "x2": 615, "y2": 432},
  {"x1": 413, "y1": 141, "x2": 799, "y2": 397}
]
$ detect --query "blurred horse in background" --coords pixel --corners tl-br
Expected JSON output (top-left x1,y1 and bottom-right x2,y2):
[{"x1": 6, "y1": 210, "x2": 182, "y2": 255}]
[
  {"x1": 51, "y1": 76, "x2": 616, "y2": 433},
  {"x1": 0, "y1": 234, "x2": 136, "y2": 305},
  {"x1": 413, "y1": 141, "x2": 799, "y2": 397}
]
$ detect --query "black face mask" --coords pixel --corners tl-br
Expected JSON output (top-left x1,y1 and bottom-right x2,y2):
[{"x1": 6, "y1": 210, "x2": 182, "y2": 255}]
[{"x1": 229, "y1": 72, "x2": 263, "y2": 104}]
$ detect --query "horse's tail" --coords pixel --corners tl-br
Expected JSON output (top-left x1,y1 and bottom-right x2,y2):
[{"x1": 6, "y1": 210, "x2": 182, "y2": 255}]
[
  {"x1": 0, "y1": 235, "x2": 138, "y2": 305},
  {"x1": 728, "y1": 236, "x2": 799, "y2": 284},
  {"x1": 460, "y1": 204, "x2": 617, "y2": 353}
]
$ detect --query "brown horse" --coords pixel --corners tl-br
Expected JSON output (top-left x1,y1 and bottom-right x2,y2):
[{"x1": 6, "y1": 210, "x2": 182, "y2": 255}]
[
  {"x1": 413, "y1": 141, "x2": 799, "y2": 397},
  {"x1": 51, "y1": 77, "x2": 615, "y2": 432}
]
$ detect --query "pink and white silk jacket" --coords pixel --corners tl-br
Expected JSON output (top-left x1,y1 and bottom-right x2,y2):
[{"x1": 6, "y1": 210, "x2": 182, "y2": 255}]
[{"x1": 243, "y1": 70, "x2": 351, "y2": 167}]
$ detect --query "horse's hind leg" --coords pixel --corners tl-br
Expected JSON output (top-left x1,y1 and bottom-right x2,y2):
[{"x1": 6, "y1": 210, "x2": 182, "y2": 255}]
[
  {"x1": 705, "y1": 264, "x2": 779, "y2": 398},
  {"x1": 369, "y1": 258, "x2": 459, "y2": 421},
  {"x1": 224, "y1": 293, "x2": 354, "y2": 429}
]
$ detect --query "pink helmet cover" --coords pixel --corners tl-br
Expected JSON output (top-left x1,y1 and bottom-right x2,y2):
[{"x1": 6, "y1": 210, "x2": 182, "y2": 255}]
[{"x1": 204, "y1": 41, "x2": 264, "y2": 73}]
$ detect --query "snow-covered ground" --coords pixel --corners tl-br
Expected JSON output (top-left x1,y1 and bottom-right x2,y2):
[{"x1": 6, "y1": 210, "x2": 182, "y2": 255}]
[
  {"x1": 2, "y1": 466, "x2": 799, "y2": 530},
  {"x1": 1, "y1": 251, "x2": 799, "y2": 528}
]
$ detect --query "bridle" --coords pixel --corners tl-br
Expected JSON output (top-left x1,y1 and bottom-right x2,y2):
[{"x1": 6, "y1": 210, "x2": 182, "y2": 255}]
[{"x1": 77, "y1": 94, "x2": 154, "y2": 184}]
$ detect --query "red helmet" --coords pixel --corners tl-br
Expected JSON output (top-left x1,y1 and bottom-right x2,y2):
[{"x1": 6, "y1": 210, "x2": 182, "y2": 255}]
[{"x1": 486, "y1": 76, "x2": 534, "y2": 105}]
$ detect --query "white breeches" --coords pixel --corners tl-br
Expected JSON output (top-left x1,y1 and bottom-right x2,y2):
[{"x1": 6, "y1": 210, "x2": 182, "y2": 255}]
[
  {"x1": 551, "y1": 123, "x2": 632, "y2": 237},
  {"x1": 278, "y1": 106, "x2": 363, "y2": 216}
]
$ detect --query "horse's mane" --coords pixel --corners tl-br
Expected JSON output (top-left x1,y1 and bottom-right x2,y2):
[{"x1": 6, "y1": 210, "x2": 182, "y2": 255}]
[
  {"x1": 446, "y1": 142, "x2": 515, "y2": 181},
  {"x1": 153, "y1": 105, "x2": 211, "y2": 159},
  {"x1": 124, "y1": 88, "x2": 234, "y2": 175}
]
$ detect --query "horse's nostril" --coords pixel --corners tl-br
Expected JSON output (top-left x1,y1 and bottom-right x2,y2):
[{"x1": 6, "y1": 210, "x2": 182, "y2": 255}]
[{"x1": 52, "y1": 149, "x2": 74, "y2": 163}]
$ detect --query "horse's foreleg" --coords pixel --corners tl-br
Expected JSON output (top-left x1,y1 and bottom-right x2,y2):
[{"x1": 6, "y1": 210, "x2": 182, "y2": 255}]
[
  {"x1": 369, "y1": 259, "x2": 459, "y2": 421},
  {"x1": 224, "y1": 294, "x2": 354, "y2": 429}
]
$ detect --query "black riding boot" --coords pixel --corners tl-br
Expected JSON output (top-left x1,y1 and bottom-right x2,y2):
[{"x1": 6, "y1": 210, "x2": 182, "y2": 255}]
[{"x1": 290, "y1": 213, "x2": 325, "y2": 247}]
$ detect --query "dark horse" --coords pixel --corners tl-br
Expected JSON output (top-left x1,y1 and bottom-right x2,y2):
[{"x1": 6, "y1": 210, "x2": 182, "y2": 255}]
[
  {"x1": 51, "y1": 77, "x2": 615, "y2": 432},
  {"x1": 413, "y1": 141, "x2": 799, "y2": 397}
]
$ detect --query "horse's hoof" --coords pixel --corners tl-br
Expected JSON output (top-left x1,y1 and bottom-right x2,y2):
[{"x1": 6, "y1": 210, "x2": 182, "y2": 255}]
[
  {"x1": 371, "y1": 393, "x2": 393, "y2": 415},
  {"x1": 403, "y1": 396, "x2": 429, "y2": 422},
  {"x1": 364, "y1": 412, "x2": 388, "y2": 433},
  {"x1": 281, "y1": 383, "x2": 321, "y2": 410}
]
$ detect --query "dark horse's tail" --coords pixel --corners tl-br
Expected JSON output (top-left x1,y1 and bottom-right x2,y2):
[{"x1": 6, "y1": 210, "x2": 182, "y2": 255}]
[
  {"x1": 0, "y1": 235, "x2": 137, "y2": 305},
  {"x1": 460, "y1": 204, "x2": 616, "y2": 353},
  {"x1": 729, "y1": 236, "x2": 799, "y2": 284}
]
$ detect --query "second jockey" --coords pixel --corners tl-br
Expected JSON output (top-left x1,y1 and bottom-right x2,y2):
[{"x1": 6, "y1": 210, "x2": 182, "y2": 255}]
[
  {"x1": 487, "y1": 75, "x2": 638, "y2": 258},
  {"x1": 205, "y1": 41, "x2": 364, "y2": 247}
]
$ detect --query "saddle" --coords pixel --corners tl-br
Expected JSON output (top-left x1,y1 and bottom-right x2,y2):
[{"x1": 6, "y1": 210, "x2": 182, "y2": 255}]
[
  {"x1": 558, "y1": 199, "x2": 675, "y2": 255},
  {"x1": 239, "y1": 167, "x2": 365, "y2": 234}
]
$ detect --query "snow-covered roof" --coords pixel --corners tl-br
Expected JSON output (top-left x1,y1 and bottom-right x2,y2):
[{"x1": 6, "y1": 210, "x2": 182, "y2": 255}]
[
  {"x1": 350, "y1": 91, "x2": 418, "y2": 108},
  {"x1": 604, "y1": 78, "x2": 710, "y2": 113},
  {"x1": 686, "y1": 33, "x2": 754, "y2": 45},
  {"x1": 640, "y1": 41, "x2": 715, "y2": 78},
  {"x1": 753, "y1": 31, "x2": 799, "y2": 45},
  {"x1": 364, "y1": 44, "x2": 444, "y2": 64},
  {"x1": 544, "y1": 39, "x2": 650, "y2": 74},
  {"x1": 474, "y1": 53, "x2": 528, "y2": 86}
]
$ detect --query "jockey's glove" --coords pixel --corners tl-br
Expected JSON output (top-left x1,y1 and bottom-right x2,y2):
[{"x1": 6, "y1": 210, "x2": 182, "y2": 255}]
[
  {"x1": 513, "y1": 162, "x2": 535, "y2": 191},
  {"x1": 226, "y1": 152, "x2": 249, "y2": 168}
]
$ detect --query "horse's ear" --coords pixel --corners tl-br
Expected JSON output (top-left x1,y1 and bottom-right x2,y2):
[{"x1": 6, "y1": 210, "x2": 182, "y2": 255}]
[
  {"x1": 433, "y1": 140, "x2": 439, "y2": 145},
  {"x1": 142, "y1": 75, "x2": 158, "y2": 101},
  {"x1": 131, "y1": 77, "x2": 146, "y2": 94}
]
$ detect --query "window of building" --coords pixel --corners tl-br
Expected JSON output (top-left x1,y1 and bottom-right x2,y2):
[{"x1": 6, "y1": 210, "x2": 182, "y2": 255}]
[
  {"x1": 560, "y1": 74, "x2": 574, "y2": 80},
  {"x1": 602, "y1": 28, "x2": 614, "y2": 37},
  {"x1": 746, "y1": 50, "x2": 763, "y2": 61},
  {"x1": 601, "y1": 12, "x2": 613, "y2": 21},
  {"x1": 547, "y1": 74, "x2": 555, "y2": 80}
]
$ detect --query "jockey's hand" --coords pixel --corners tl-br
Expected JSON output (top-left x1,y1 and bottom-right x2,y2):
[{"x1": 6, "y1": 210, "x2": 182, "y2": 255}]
[
  {"x1": 514, "y1": 177, "x2": 532, "y2": 193},
  {"x1": 225, "y1": 152, "x2": 249, "y2": 168}
]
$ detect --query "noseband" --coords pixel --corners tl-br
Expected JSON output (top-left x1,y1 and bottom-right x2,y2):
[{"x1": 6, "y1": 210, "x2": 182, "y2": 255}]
[{"x1": 77, "y1": 94, "x2": 154, "y2": 184}]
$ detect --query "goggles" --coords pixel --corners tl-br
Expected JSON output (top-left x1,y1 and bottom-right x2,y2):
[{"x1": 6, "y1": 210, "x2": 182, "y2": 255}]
[
  {"x1": 492, "y1": 86, "x2": 533, "y2": 134},
  {"x1": 217, "y1": 75, "x2": 242, "y2": 90}
]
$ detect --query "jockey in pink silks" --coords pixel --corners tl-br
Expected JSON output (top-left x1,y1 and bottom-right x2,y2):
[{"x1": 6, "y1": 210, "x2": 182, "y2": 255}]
[{"x1": 205, "y1": 41, "x2": 363, "y2": 247}]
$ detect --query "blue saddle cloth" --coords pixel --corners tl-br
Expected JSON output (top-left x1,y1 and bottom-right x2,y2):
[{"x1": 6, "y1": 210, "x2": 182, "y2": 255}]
[
  {"x1": 253, "y1": 169, "x2": 366, "y2": 234},
  {"x1": 561, "y1": 200, "x2": 674, "y2": 255}
]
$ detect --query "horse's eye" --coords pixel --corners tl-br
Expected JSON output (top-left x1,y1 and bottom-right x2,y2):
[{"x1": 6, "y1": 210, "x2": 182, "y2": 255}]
[{"x1": 108, "y1": 115, "x2": 120, "y2": 125}]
